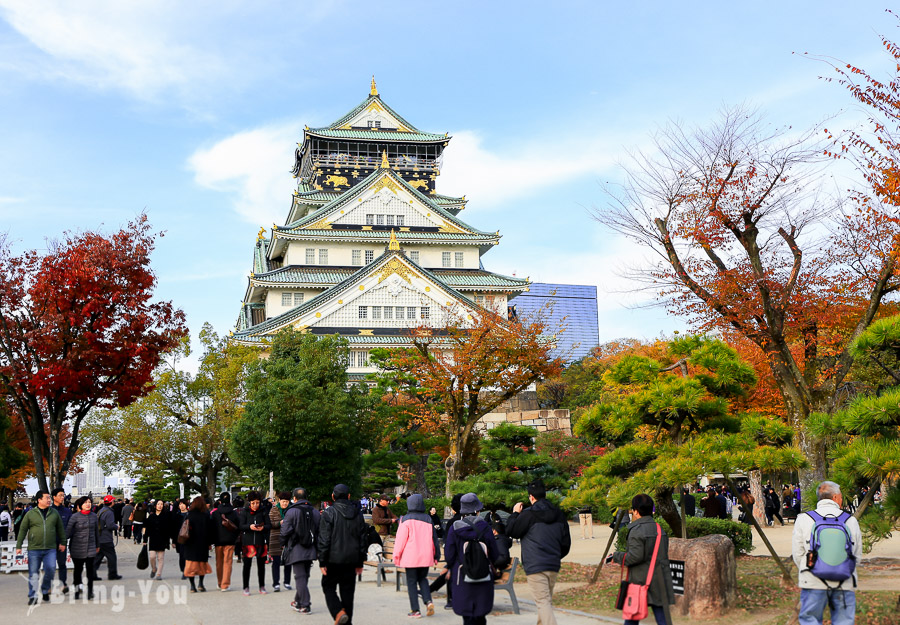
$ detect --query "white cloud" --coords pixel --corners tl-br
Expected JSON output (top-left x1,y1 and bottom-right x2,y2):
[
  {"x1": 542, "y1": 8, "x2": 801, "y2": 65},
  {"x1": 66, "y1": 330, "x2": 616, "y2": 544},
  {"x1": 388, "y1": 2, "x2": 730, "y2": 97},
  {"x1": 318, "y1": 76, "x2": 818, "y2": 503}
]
[
  {"x1": 439, "y1": 130, "x2": 622, "y2": 209},
  {"x1": 0, "y1": 1, "x2": 234, "y2": 105},
  {"x1": 188, "y1": 121, "x2": 303, "y2": 225}
]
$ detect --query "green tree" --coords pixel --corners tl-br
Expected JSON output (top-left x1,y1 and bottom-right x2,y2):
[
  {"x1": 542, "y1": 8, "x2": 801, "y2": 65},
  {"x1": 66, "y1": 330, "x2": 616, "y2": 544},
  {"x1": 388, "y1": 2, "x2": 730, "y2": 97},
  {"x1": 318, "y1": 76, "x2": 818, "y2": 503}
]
[
  {"x1": 451, "y1": 423, "x2": 564, "y2": 510},
  {"x1": 228, "y1": 330, "x2": 372, "y2": 502},
  {"x1": 133, "y1": 465, "x2": 179, "y2": 502}
]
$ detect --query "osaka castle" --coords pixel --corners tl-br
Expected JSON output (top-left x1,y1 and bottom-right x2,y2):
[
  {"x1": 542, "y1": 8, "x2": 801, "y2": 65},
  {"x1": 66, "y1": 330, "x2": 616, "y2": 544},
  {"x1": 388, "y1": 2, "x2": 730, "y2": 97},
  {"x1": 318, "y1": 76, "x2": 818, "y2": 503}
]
[{"x1": 232, "y1": 79, "x2": 530, "y2": 377}]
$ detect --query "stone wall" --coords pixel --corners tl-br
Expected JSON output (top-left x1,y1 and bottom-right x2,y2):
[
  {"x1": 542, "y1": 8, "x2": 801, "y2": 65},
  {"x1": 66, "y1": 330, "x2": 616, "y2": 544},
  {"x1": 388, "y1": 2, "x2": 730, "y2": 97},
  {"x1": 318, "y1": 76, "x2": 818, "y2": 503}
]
[{"x1": 477, "y1": 409, "x2": 571, "y2": 435}]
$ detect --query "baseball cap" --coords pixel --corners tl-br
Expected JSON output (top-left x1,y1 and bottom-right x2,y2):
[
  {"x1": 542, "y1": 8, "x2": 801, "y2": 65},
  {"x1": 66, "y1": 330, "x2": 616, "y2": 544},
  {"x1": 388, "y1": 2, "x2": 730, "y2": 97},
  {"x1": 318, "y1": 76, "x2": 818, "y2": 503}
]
[{"x1": 103, "y1": 495, "x2": 115, "y2": 504}]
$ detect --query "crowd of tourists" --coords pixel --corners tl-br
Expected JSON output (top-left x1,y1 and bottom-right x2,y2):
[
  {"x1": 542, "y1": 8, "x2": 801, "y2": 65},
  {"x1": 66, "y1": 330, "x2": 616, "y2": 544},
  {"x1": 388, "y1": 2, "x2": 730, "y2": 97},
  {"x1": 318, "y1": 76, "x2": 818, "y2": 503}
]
[{"x1": 6, "y1": 478, "x2": 863, "y2": 625}]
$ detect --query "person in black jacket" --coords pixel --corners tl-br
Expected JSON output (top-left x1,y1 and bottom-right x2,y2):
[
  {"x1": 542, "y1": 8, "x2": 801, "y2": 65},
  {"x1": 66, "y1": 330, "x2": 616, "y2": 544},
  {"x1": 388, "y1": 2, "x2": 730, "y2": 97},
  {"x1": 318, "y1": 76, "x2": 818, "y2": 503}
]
[
  {"x1": 144, "y1": 500, "x2": 173, "y2": 580},
  {"x1": 281, "y1": 487, "x2": 321, "y2": 614},
  {"x1": 92, "y1": 495, "x2": 122, "y2": 580},
  {"x1": 681, "y1": 488, "x2": 696, "y2": 518},
  {"x1": 506, "y1": 480, "x2": 571, "y2": 625},
  {"x1": 238, "y1": 491, "x2": 271, "y2": 595},
  {"x1": 317, "y1": 484, "x2": 367, "y2": 625},
  {"x1": 183, "y1": 496, "x2": 213, "y2": 593},
  {"x1": 66, "y1": 496, "x2": 100, "y2": 600},
  {"x1": 210, "y1": 492, "x2": 240, "y2": 591}
]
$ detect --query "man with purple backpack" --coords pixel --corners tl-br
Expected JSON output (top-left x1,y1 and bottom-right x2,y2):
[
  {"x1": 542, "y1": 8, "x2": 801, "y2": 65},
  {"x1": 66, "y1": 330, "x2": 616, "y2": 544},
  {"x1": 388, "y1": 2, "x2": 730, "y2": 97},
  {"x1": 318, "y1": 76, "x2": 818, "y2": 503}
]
[{"x1": 791, "y1": 481, "x2": 862, "y2": 625}]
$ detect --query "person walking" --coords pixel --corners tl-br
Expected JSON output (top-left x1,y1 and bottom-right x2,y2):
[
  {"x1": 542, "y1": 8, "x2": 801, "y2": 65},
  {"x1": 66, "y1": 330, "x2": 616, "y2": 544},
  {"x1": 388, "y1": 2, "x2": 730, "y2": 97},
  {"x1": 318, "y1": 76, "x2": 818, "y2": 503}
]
[
  {"x1": 0, "y1": 504, "x2": 12, "y2": 542},
  {"x1": 51, "y1": 488, "x2": 72, "y2": 594},
  {"x1": 611, "y1": 494, "x2": 675, "y2": 625},
  {"x1": 372, "y1": 494, "x2": 399, "y2": 539},
  {"x1": 183, "y1": 496, "x2": 213, "y2": 593},
  {"x1": 578, "y1": 505, "x2": 594, "y2": 540},
  {"x1": 121, "y1": 499, "x2": 134, "y2": 541},
  {"x1": 131, "y1": 502, "x2": 148, "y2": 543},
  {"x1": 211, "y1": 492, "x2": 241, "y2": 591},
  {"x1": 92, "y1": 495, "x2": 121, "y2": 580},
  {"x1": 112, "y1": 499, "x2": 124, "y2": 536},
  {"x1": 174, "y1": 499, "x2": 189, "y2": 578},
  {"x1": 429, "y1": 493, "x2": 463, "y2": 611},
  {"x1": 317, "y1": 484, "x2": 367, "y2": 625},
  {"x1": 681, "y1": 488, "x2": 696, "y2": 518},
  {"x1": 506, "y1": 480, "x2": 572, "y2": 625},
  {"x1": 738, "y1": 488, "x2": 755, "y2": 525},
  {"x1": 66, "y1": 496, "x2": 100, "y2": 600},
  {"x1": 281, "y1": 487, "x2": 321, "y2": 614},
  {"x1": 15, "y1": 490, "x2": 66, "y2": 605},
  {"x1": 444, "y1": 493, "x2": 499, "y2": 625},
  {"x1": 144, "y1": 499, "x2": 173, "y2": 580},
  {"x1": 394, "y1": 494, "x2": 440, "y2": 618},
  {"x1": 238, "y1": 491, "x2": 271, "y2": 595},
  {"x1": 791, "y1": 481, "x2": 861, "y2": 625},
  {"x1": 268, "y1": 491, "x2": 290, "y2": 592}
]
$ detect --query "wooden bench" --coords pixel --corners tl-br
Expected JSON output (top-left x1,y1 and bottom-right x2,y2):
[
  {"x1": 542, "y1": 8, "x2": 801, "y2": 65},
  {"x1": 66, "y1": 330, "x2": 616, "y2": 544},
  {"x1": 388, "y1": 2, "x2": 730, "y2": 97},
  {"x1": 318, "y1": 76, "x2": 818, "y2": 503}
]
[
  {"x1": 363, "y1": 536, "x2": 394, "y2": 587},
  {"x1": 394, "y1": 556, "x2": 521, "y2": 615}
]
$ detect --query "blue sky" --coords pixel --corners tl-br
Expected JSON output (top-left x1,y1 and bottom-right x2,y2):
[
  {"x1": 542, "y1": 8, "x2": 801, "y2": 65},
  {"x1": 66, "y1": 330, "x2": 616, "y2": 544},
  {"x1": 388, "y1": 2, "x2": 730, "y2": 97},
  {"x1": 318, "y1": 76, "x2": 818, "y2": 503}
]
[{"x1": 0, "y1": 2, "x2": 894, "y2": 358}]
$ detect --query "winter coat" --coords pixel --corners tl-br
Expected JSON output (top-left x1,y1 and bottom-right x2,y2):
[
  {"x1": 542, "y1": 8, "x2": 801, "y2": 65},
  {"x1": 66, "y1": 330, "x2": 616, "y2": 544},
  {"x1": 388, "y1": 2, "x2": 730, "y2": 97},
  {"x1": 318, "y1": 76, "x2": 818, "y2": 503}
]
[
  {"x1": 682, "y1": 493, "x2": 696, "y2": 517},
  {"x1": 182, "y1": 510, "x2": 214, "y2": 562},
  {"x1": 791, "y1": 498, "x2": 862, "y2": 590},
  {"x1": 132, "y1": 506, "x2": 148, "y2": 524},
  {"x1": 317, "y1": 499, "x2": 367, "y2": 567},
  {"x1": 372, "y1": 503, "x2": 398, "y2": 537},
  {"x1": 281, "y1": 500, "x2": 320, "y2": 566},
  {"x1": 53, "y1": 504, "x2": 73, "y2": 534},
  {"x1": 612, "y1": 516, "x2": 675, "y2": 607},
  {"x1": 493, "y1": 531, "x2": 512, "y2": 572},
  {"x1": 66, "y1": 511, "x2": 100, "y2": 559},
  {"x1": 445, "y1": 515, "x2": 499, "y2": 618},
  {"x1": 122, "y1": 504, "x2": 134, "y2": 526},
  {"x1": 16, "y1": 507, "x2": 66, "y2": 551},
  {"x1": 506, "y1": 498, "x2": 571, "y2": 575},
  {"x1": 268, "y1": 503, "x2": 285, "y2": 557},
  {"x1": 144, "y1": 510, "x2": 173, "y2": 551},
  {"x1": 238, "y1": 505, "x2": 271, "y2": 548},
  {"x1": 97, "y1": 506, "x2": 118, "y2": 545},
  {"x1": 210, "y1": 503, "x2": 240, "y2": 546},
  {"x1": 394, "y1": 494, "x2": 440, "y2": 568},
  {"x1": 429, "y1": 512, "x2": 443, "y2": 539}
]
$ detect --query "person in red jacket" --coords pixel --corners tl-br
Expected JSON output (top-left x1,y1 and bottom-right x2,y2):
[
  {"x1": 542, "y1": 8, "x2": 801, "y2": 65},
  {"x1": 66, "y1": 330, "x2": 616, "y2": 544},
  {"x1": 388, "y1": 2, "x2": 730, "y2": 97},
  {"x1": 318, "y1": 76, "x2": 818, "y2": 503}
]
[{"x1": 394, "y1": 494, "x2": 441, "y2": 618}]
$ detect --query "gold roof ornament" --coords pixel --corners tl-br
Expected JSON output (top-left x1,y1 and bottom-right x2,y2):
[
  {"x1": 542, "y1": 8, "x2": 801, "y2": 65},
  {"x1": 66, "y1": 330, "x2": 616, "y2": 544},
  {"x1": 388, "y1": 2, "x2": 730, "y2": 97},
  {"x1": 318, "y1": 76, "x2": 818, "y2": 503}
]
[
  {"x1": 370, "y1": 76, "x2": 378, "y2": 96},
  {"x1": 381, "y1": 150, "x2": 390, "y2": 169},
  {"x1": 257, "y1": 226, "x2": 266, "y2": 241},
  {"x1": 388, "y1": 229, "x2": 400, "y2": 251}
]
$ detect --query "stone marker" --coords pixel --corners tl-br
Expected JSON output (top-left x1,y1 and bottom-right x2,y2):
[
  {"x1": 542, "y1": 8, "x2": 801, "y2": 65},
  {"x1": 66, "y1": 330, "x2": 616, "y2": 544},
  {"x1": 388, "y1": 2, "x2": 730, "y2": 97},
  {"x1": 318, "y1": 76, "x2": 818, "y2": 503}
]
[{"x1": 667, "y1": 535, "x2": 736, "y2": 618}]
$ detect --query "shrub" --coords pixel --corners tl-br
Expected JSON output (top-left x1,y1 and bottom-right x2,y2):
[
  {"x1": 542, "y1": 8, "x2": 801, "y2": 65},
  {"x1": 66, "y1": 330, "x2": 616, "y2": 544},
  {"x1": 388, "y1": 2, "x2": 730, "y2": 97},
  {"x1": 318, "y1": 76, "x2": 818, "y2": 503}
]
[{"x1": 616, "y1": 516, "x2": 753, "y2": 555}]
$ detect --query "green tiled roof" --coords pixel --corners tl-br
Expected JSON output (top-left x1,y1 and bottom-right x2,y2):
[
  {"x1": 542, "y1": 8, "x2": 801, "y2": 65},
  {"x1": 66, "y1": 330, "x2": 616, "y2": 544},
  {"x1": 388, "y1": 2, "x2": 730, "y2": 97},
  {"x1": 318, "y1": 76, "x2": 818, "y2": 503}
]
[
  {"x1": 276, "y1": 229, "x2": 497, "y2": 243},
  {"x1": 325, "y1": 94, "x2": 444, "y2": 136},
  {"x1": 295, "y1": 184, "x2": 340, "y2": 203},
  {"x1": 252, "y1": 266, "x2": 354, "y2": 285},
  {"x1": 307, "y1": 128, "x2": 448, "y2": 142},
  {"x1": 253, "y1": 239, "x2": 270, "y2": 274},
  {"x1": 250, "y1": 266, "x2": 527, "y2": 290},
  {"x1": 431, "y1": 193, "x2": 466, "y2": 206}
]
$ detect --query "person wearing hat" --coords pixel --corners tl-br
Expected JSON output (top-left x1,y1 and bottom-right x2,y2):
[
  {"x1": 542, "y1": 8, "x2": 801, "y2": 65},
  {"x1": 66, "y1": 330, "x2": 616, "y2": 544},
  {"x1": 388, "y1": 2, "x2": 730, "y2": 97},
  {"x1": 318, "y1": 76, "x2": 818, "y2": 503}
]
[
  {"x1": 92, "y1": 495, "x2": 122, "y2": 580},
  {"x1": 317, "y1": 484, "x2": 367, "y2": 625},
  {"x1": 444, "y1": 493, "x2": 499, "y2": 625},
  {"x1": 506, "y1": 480, "x2": 571, "y2": 625},
  {"x1": 372, "y1": 494, "x2": 399, "y2": 538}
]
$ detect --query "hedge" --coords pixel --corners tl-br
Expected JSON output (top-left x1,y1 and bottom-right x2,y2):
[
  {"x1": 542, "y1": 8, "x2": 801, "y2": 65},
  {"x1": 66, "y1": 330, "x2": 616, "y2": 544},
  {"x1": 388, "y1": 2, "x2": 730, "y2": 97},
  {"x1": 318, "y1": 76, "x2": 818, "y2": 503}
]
[{"x1": 616, "y1": 516, "x2": 754, "y2": 555}]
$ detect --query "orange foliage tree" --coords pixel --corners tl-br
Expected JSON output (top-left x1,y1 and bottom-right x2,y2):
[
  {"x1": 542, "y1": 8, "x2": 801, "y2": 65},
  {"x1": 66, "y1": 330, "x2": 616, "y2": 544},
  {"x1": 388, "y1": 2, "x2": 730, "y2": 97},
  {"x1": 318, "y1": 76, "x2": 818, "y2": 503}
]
[
  {"x1": 371, "y1": 306, "x2": 564, "y2": 497},
  {"x1": 592, "y1": 102, "x2": 900, "y2": 490}
]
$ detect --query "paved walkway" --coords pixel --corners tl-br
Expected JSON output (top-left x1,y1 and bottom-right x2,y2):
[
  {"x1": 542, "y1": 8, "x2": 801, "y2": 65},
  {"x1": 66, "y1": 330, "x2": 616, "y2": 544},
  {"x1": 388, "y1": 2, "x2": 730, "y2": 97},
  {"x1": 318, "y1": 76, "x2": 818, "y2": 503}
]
[{"x1": 0, "y1": 538, "x2": 603, "y2": 624}]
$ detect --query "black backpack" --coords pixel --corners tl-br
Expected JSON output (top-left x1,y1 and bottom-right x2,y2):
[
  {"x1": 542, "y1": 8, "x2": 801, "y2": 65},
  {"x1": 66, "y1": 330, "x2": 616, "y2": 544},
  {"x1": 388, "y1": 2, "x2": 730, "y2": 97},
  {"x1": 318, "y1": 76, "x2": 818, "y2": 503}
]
[
  {"x1": 292, "y1": 504, "x2": 316, "y2": 548},
  {"x1": 460, "y1": 518, "x2": 492, "y2": 583}
]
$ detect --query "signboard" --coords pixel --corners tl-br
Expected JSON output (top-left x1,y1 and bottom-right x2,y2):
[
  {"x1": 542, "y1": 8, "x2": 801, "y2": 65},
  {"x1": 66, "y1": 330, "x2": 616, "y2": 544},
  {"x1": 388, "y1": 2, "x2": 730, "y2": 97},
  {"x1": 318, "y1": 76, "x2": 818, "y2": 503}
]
[
  {"x1": 669, "y1": 559, "x2": 685, "y2": 595},
  {"x1": 1, "y1": 541, "x2": 73, "y2": 574}
]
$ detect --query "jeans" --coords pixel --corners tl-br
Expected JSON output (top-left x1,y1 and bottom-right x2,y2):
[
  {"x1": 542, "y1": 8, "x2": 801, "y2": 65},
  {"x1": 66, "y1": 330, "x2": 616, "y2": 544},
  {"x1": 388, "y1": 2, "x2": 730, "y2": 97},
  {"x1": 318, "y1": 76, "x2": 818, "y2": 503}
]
[
  {"x1": 624, "y1": 605, "x2": 669, "y2": 625},
  {"x1": 292, "y1": 561, "x2": 312, "y2": 608},
  {"x1": 271, "y1": 554, "x2": 291, "y2": 586},
  {"x1": 27, "y1": 549, "x2": 57, "y2": 599},
  {"x1": 405, "y1": 566, "x2": 433, "y2": 612},
  {"x1": 56, "y1": 547, "x2": 68, "y2": 584},
  {"x1": 321, "y1": 563, "x2": 357, "y2": 621},
  {"x1": 799, "y1": 589, "x2": 856, "y2": 625}
]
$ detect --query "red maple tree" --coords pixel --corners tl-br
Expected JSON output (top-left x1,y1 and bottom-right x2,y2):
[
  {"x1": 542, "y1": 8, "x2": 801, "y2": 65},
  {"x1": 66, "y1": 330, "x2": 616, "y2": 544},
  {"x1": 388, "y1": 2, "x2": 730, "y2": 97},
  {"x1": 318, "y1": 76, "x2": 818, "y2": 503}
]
[{"x1": 0, "y1": 215, "x2": 186, "y2": 491}]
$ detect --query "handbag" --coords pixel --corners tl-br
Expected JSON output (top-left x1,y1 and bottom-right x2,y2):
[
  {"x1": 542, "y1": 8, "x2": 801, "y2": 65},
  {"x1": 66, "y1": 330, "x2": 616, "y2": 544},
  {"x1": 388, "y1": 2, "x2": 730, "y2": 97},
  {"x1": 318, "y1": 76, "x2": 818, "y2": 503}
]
[
  {"x1": 136, "y1": 544, "x2": 149, "y2": 570},
  {"x1": 177, "y1": 518, "x2": 190, "y2": 545},
  {"x1": 620, "y1": 523, "x2": 662, "y2": 621}
]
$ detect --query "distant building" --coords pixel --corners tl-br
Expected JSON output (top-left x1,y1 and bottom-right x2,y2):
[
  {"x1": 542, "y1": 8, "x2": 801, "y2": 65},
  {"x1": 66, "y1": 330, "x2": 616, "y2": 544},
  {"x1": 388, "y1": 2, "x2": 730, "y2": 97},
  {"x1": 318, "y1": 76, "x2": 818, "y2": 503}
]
[
  {"x1": 73, "y1": 453, "x2": 106, "y2": 495},
  {"x1": 510, "y1": 283, "x2": 599, "y2": 363}
]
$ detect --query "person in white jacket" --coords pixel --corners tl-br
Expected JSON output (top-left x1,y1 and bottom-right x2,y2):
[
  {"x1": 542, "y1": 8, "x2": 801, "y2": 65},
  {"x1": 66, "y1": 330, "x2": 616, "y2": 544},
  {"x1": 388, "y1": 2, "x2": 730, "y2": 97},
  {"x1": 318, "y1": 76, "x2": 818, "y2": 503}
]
[
  {"x1": 393, "y1": 494, "x2": 441, "y2": 618},
  {"x1": 791, "y1": 481, "x2": 862, "y2": 625}
]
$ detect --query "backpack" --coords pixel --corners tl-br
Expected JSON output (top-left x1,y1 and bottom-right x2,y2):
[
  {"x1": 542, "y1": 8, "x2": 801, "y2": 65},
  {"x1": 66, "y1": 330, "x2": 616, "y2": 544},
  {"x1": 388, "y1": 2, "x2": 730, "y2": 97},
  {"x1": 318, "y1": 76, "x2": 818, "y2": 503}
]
[
  {"x1": 460, "y1": 518, "x2": 492, "y2": 583},
  {"x1": 805, "y1": 510, "x2": 856, "y2": 585},
  {"x1": 292, "y1": 504, "x2": 316, "y2": 549}
]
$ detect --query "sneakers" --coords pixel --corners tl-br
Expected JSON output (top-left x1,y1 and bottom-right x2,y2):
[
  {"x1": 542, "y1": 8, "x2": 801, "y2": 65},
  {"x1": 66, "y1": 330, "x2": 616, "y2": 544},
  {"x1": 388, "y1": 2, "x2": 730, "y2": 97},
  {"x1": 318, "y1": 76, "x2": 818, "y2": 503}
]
[
  {"x1": 291, "y1": 601, "x2": 311, "y2": 614},
  {"x1": 273, "y1": 584, "x2": 280, "y2": 592},
  {"x1": 62, "y1": 584, "x2": 69, "y2": 595},
  {"x1": 42, "y1": 593, "x2": 50, "y2": 602},
  {"x1": 220, "y1": 587, "x2": 229, "y2": 592},
  {"x1": 335, "y1": 609, "x2": 349, "y2": 625},
  {"x1": 444, "y1": 602, "x2": 453, "y2": 610},
  {"x1": 284, "y1": 582, "x2": 292, "y2": 590},
  {"x1": 243, "y1": 588, "x2": 251, "y2": 596},
  {"x1": 426, "y1": 602, "x2": 435, "y2": 616},
  {"x1": 259, "y1": 587, "x2": 268, "y2": 595},
  {"x1": 408, "y1": 611, "x2": 422, "y2": 618},
  {"x1": 28, "y1": 597, "x2": 38, "y2": 606},
  {"x1": 298, "y1": 607, "x2": 311, "y2": 615}
]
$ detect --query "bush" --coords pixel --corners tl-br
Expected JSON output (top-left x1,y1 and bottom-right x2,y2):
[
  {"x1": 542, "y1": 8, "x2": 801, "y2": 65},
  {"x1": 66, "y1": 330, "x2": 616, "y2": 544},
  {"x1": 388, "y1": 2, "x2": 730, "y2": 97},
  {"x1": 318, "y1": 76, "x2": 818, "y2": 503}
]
[{"x1": 616, "y1": 516, "x2": 753, "y2": 555}]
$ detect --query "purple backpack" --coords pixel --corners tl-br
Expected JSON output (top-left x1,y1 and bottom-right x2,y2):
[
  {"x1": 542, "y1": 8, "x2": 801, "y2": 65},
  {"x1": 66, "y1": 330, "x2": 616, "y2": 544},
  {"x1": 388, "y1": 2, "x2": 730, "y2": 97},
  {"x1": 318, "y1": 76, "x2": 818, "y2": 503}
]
[{"x1": 806, "y1": 510, "x2": 856, "y2": 584}]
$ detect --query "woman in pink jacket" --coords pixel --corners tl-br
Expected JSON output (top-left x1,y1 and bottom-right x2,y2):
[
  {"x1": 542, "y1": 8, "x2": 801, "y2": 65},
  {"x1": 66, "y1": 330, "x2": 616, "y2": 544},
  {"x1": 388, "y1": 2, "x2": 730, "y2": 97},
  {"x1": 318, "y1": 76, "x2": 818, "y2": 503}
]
[{"x1": 394, "y1": 494, "x2": 441, "y2": 618}]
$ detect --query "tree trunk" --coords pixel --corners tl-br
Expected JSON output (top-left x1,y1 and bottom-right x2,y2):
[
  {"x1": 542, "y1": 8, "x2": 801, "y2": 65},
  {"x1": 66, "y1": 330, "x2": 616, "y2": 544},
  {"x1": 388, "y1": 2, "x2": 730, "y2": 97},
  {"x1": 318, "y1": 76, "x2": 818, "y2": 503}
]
[
  {"x1": 750, "y1": 471, "x2": 766, "y2": 525},
  {"x1": 656, "y1": 488, "x2": 683, "y2": 538},
  {"x1": 205, "y1": 464, "x2": 218, "y2": 502},
  {"x1": 414, "y1": 454, "x2": 429, "y2": 498},
  {"x1": 853, "y1": 479, "x2": 881, "y2": 519}
]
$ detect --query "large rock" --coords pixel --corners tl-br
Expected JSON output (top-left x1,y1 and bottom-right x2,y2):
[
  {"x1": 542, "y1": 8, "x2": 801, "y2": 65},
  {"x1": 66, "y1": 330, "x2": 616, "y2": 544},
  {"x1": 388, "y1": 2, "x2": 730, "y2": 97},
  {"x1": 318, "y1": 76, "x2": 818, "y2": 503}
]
[{"x1": 668, "y1": 535, "x2": 736, "y2": 618}]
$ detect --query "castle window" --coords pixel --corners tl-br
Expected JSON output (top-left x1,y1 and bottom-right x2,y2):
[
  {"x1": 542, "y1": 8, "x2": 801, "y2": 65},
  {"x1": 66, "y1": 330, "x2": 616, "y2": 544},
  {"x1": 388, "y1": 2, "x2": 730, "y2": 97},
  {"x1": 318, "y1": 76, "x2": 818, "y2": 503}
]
[
  {"x1": 421, "y1": 306, "x2": 430, "y2": 320},
  {"x1": 407, "y1": 306, "x2": 416, "y2": 319},
  {"x1": 409, "y1": 250, "x2": 419, "y2": 264},
  {"x1": 475, "y1": 294, "x2": 484, "y2": 306},
  {"x1": 383, "y1": 306, "x2": 393, "y2": 320},
  {"x1": 367, "y1": 120, "x2": 381, "y2": 128},
  {"x1": 281, "y1": 293, "x2": 292, "y2": 306},
  {"x1": 318, "y1": 249, "x2": 328, "y2": 264},
  {"x1": 305, "y1": 248, "x2": 315, "y2": 264},
  {"x1": 366, "y1": 214, "x2": 375, "y2": 225},
  {"x1": 442, "y1": 252, "x2": 451, "y2": 267},
  {"x1": 396, "y1": 215, "x2": 404, "y2": 227},
  {"x1": 358, "y1": 306, "x2": 367, "y2": 319},
  {"x1": 352, "y1": 250, "x2": 361, "y2": 265},
  {"x1": 294, "y1": 293, "x2": 304, "y2": 306},
  {"x1": 372, "y1": 306, "x2": 382, "y2": 320},
  {"x1": 365, "y1": 250, "x2": 374, "y2": 264},
  {"x1": 376, "y1": 214, "x2": 384, "y2": 226},
  {"x1": 386, "y1": 215, "x2": 394, "y2": 226},
  {"x1": 395, "y1": 306, "x2": 404, "y2": 319},
  {"x1": 455, "y1": 252, "x2": 464, "y2": 268}
]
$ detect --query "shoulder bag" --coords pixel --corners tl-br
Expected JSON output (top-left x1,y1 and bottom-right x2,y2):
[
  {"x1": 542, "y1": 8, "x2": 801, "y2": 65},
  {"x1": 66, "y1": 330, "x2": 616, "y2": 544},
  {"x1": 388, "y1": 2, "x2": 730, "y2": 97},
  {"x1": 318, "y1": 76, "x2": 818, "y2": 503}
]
[{"x1": 616, "y1": 523, "x2": 662, "y2": 621}]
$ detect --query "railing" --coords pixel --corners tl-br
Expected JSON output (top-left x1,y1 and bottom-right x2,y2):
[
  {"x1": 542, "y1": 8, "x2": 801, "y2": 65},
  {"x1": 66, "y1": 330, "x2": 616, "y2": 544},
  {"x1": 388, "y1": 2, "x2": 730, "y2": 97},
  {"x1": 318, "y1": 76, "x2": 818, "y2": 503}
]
[{"x1": 310, "y1": 154, "x2": 441, "y2": 170}]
